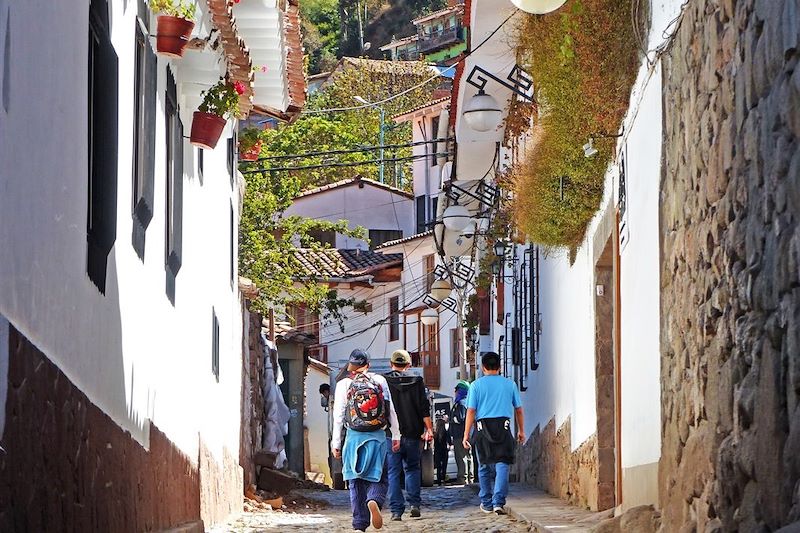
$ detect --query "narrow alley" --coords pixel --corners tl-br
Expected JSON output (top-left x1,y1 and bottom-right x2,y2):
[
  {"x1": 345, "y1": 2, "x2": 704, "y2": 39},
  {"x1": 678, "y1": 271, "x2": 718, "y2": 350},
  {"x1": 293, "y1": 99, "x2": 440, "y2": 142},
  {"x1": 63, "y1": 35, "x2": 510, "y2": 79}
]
[{"x1": 214, "y1": 485, "x2": 533, "y2": 532}]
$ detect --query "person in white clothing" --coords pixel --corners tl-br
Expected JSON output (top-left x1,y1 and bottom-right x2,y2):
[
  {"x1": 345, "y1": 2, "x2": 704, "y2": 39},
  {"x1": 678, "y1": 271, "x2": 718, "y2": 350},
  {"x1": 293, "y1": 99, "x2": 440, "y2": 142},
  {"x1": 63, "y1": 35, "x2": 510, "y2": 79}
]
[{"x1": 331, "y1": 349, "x2": 400, "y2": 531}]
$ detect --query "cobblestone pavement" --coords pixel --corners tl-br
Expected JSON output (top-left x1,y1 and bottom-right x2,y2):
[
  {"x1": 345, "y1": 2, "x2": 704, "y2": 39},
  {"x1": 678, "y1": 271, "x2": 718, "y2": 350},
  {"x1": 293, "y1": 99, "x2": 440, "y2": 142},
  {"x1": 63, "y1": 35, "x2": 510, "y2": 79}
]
[{"x1": 213, "y1": 485, "x2": 533, "y2": 532}]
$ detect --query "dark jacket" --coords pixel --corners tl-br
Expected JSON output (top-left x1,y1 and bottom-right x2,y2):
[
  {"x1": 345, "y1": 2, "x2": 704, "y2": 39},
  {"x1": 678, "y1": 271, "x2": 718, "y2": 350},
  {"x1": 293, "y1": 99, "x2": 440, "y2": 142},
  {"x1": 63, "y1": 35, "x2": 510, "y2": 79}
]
[
  {"x1": 474, "y1": 417, "x2": 516, "y2": 465},
  {"x1": 383, "y1": 370, "x2": 430, "y2": 439}
]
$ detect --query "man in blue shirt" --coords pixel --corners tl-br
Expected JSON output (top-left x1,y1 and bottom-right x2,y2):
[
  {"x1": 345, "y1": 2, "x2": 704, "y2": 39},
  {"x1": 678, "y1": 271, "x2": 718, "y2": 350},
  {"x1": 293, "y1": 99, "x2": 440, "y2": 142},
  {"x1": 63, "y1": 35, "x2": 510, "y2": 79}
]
[{"x1": 462, "y1": 352, "x2": 525, "y2": 514}]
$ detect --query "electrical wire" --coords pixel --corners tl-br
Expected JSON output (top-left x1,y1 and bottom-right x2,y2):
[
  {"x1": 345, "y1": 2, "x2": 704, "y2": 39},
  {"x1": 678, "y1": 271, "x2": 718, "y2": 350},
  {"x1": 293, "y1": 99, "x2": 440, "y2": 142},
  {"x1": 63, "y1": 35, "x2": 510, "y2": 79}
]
[
  {"x1": 241, "y1": 151, "x2": 453, "y2": 174},
  {"x1": 301, "y1": 9, "x2": 520, "y2": 116},
  {"x1": 249, "y1": 137, "x2": 454, "y2": 163}
]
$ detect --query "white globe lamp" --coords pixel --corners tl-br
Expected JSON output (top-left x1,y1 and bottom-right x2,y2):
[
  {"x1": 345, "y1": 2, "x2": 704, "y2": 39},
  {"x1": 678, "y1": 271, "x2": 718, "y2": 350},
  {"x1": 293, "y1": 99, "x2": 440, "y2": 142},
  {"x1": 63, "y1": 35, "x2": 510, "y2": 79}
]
[
  {"x1": 462, "y1": 89, "x2": 503, "y2": 132},
  {"x1": 511, "y1": 0, "x2": 568, "y2": 14},
  {"x1": 442, "y1": 204, "x2": 472, "y2": 232},
  {"x1": 421, "y1": 308, "x2": 439, "y2": 326},
  {"x1": 430, "y1": 279, "x2": 452, "y2": 302}
]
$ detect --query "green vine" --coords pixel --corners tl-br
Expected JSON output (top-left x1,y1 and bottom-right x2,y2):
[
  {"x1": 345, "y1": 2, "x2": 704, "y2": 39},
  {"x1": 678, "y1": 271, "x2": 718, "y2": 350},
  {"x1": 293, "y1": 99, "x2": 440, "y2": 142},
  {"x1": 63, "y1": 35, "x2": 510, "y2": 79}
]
[{"x1": 512, "y1": 0, "x2": 640, "y2": 250}]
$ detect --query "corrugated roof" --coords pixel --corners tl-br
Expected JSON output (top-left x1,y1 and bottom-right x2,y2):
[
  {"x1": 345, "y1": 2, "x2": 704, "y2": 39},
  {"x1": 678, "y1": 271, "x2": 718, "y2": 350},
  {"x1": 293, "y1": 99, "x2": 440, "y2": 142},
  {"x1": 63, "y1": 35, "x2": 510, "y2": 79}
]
[
  {"x1": 413, "y1": 5, "x2": 464, "y2": 25},
  {"x1": 380, "y1": 34, "x2": 420, "y2": 51},
  {"x1": 375, "y1": 230, "x2": 434, "y2": 250},
  {"x1": 294, "y1": 176, "x2": 414, "y2": 200},
  {"x1": 291, "y1": 249, "x2": 403, "y2": 279}
]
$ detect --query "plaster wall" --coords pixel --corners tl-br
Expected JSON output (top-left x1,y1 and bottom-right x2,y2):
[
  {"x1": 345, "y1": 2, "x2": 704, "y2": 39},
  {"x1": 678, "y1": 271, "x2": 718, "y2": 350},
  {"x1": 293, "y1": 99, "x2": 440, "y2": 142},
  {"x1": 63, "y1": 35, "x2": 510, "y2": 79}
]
[
  {"x1": 284, "y1": 183, "x2": 415, "y2": 248},
  {"x1": 0, "y1": 0, "x2": 242, "y2": 472}
]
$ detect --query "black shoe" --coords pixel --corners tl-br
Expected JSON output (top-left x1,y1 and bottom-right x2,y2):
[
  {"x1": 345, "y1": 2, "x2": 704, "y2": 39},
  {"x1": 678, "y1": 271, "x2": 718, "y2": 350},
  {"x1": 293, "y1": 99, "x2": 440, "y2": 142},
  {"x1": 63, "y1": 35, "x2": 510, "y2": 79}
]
[
  {"x1": 410, "y1": 506, "x2": 421, "y2": 518},
  {"x1": 391, "y1": 514, "x2": 402, "y2": 521}
]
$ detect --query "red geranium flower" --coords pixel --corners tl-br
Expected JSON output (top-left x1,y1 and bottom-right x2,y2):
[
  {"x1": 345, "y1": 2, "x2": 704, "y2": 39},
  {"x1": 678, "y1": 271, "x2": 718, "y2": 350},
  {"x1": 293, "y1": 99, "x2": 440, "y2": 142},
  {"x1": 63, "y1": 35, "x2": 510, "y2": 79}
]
[{"x1": 234, "y1": 81, "x2": 246, "y2": 95}]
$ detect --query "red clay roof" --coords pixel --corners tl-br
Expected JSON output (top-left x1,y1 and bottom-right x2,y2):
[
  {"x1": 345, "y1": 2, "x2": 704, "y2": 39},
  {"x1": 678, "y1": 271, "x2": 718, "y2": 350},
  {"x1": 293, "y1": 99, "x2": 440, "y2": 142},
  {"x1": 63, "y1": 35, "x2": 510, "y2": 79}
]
[
  {"x1": 294, "y1": 176, "x2": 414, "y2": 200},
  {"x1": 375, "y1": 230, "x2": 434, "y2": 250}
]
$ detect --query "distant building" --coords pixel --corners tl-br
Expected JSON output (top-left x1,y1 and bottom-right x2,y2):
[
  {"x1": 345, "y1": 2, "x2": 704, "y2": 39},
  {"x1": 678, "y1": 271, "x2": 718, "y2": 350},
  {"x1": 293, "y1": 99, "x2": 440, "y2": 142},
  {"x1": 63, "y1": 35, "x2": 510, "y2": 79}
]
[{"x1": 381, "y1": 0, "x2": 467, "y2": 65}]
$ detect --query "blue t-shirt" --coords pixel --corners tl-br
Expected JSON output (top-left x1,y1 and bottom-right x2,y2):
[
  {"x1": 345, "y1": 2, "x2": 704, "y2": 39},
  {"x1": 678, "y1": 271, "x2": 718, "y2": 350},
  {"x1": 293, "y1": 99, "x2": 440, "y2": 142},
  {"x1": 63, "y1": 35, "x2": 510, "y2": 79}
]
[{"x1": 466, "y1": 374, "x2": 521, "y2": 420}]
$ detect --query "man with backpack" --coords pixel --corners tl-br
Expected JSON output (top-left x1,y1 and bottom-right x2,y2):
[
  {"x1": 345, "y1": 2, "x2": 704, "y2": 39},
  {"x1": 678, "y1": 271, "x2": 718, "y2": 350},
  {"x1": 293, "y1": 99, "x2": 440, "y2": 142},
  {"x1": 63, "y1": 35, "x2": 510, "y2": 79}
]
[
  {"x1": 449, "y1": 380, "x2": 473, "y2": 485},
  {"x1": 383, "y1": 349, "x2": 433, "y2": 521},
  {"x1": 462, "y1": 352, "x2": 525, "y2": 515},
  {"x1": 331, "y1": 349, "x2": 401, "y2": 531}
]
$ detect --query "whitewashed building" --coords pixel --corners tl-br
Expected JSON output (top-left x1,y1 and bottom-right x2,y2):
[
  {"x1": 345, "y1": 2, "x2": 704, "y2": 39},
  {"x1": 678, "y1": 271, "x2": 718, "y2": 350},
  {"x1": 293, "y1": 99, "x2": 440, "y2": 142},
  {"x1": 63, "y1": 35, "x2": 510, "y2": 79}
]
[
  {"x1": 444, "y1": 0, "x2": 685, "y2": 516},
  {"x1": 0, "y1": 0, "x2": 304, "y2": 529}
]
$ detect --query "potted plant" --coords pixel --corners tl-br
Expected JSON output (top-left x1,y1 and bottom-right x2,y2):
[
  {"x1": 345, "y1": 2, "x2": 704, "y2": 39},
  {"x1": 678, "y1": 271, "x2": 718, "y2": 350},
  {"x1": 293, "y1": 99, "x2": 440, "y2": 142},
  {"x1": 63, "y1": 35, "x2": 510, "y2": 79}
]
[
  {"x1": 238, "y1": 127, "x2": 263, "y2": 161},
  {"x1": 190, "y1": 80, "x2": 246, "y2": 150},
  {"x1": 150, "y1": 0, "x2": 196, "y2": 58}
]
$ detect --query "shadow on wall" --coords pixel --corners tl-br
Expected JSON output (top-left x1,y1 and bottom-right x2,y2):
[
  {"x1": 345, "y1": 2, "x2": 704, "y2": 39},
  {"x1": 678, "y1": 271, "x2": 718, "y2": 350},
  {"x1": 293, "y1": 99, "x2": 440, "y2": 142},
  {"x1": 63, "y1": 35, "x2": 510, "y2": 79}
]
[{"x1": 0, "y1": 323, "x2": 203, "y2": 531}]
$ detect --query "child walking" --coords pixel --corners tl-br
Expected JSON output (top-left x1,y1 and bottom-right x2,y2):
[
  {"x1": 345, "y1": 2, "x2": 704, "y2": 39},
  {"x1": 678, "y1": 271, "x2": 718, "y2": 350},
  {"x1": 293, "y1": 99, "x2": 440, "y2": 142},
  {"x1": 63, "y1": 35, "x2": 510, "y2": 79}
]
[
  {"x1": 433, "y1": 417, "x2": 452, "y2": 485},
  {"x1": 331, "y1": 350, "x2": 401, "y2": 531}
]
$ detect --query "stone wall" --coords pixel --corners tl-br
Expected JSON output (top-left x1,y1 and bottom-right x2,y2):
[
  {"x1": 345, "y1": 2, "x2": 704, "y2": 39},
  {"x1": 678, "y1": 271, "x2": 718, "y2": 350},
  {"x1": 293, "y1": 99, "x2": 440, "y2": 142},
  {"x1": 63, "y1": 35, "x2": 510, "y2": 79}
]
[
  {"x1": 239, "y1": 306, "x2": 265, "y2": 490},
  {"x1": 0, "y1": 325, "x2": 202, "y2": 532},
  {"x1": 660, "y1": 0, "x2": 800, "y2": 531},
  {"x1": 515, "y1": 417, "x2": 600, "y2": 510}
]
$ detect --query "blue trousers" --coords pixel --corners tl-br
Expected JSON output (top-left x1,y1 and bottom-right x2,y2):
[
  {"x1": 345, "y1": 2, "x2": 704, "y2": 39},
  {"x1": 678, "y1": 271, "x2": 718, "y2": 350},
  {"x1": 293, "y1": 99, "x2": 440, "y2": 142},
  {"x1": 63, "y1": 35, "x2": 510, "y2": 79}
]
[
  {"x1": 348, "y1": 468, "x2": 388, "y2": 531},
  {"x1": 387, "y1": 436, "x2": 422, "y2": 515},
  {"x1": 477, "y1": 459, "x2": 510, "y2": 508}
]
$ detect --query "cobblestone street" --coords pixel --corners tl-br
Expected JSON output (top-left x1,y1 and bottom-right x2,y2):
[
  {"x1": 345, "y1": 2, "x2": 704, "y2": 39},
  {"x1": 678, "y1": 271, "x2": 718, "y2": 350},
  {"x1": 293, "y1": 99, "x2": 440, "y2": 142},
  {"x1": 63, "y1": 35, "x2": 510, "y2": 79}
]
[{"x1": 213, "y1": 485, "x2": 532, "y2": 532}]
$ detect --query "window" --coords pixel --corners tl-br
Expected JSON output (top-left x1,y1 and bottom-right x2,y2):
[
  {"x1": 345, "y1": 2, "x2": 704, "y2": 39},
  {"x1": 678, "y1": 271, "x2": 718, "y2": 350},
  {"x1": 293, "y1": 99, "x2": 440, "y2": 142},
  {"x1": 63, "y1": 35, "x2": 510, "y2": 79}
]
[
  {"x1": 389, "y1": 296, "x2": 400, "y2": 342},
  {"x1": 430, "y1": 197, "x2": 439, "y2": 228},
  {"x1": 227, "y1": 134, "x2": 237, "y2": 188},
  {"x1": 430, "y1": 116, "x2": 440, "y2": 167},
  {"x1": 450, "y1": 328, "x2": 460, "y2": 368},
  {"x1": 87, "y1": 0, "x2": 119, "y2": 294},
  {"x1": 230, "y1": 202, "x2": 234, "y2": 285},
  {"x1": 131, "y1": 19, "x2": 157, "y2": 260},
  {"x1": 197, "y1": 147, "x2": 204, "y2": 180},
  {"x1": 423, "y1": 254, "x2": 435, "y2": 294},
  {"x1": 306, "y1": 229, "x2": 336, "y2": 247},
  {"x1": 211, "y1": 309, "x2": 220, "y2": 382},
  {"x1": 416, "y1": 195, "x2": 427, "y2": 234},
  {"x1": 369, "y1": 229, "x2": 403, "y2": 249},
  {"x1": 165, "y1": 68, "x2": 183, "y2": 305}
]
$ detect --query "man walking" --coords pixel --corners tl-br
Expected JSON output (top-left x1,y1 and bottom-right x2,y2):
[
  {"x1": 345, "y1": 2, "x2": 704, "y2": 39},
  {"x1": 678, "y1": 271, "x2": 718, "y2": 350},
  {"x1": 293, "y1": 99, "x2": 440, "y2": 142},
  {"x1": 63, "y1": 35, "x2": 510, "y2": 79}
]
[
  {"x1": 449, "y1": 380, "x2": 473, "y2": 484},
  {"x1": 331, "y1": 349, "x2": 401, "y2": 531},
  {"x1": 462, "y1": 352, "x2": 525, "y2": 515},
  {"x1": 383, "y1": 349, "x2": 433, "y2": 521}
]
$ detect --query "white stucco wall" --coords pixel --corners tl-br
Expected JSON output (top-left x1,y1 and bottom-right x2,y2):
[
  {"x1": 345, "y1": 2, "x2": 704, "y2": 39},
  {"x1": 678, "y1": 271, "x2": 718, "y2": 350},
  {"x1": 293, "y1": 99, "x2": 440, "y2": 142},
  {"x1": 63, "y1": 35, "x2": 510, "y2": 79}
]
[
  {"x1": 284, "y1": 182, "x2": 415, "y2": 248},
  {"x1": 0, "y1": 0, "x2": 243, "y2": 466},
  {"x1": 304, "y1": 364, "x2": 331, "y2": 484}
]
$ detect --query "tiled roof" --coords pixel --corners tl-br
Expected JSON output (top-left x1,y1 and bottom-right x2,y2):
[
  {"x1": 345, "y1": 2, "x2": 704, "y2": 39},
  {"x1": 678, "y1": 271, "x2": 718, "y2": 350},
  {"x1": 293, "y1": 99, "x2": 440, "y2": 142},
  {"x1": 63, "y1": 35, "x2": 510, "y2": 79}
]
[
  {"x1": 291, "y1": 249, "x2": 403, "y2": 280},
  {"x1": 375, "y1": 230, "x2": 434, "y2": 250},
  {"x1": 380, "y1": 34, "x2": 420, "y2": 51},
  {"x1": 208, "y1": 0, "x2": 254, "y2": 116},
  {"x1": 283, "y1": 0, "x2": 306, "y2": 116},
  {"x1": 294, "y1": 176, "x2": 414, "y2": 200},
  {"x1": 413, "y1": 5, "x2": 464, "y2": 25},
  {"x1": 392, "y1": 96, "x2": 451, "y2": 121}
]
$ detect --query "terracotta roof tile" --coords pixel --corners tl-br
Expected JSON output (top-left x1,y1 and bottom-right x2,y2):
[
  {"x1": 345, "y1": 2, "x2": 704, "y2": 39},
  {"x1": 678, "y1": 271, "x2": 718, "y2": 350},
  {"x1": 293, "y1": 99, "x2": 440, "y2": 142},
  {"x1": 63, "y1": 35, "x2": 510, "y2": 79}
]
[
  {"x1": 207, "y1": 0, "x2": 254, "y2": 116},
  {"x1": 295, "y1": 176, "x2": 414, "y2": 200},
  {"x1": 375, "y1": 230, "x2": 434, "y2": 250},
  {"x1": 291, "y1": 249, "x2": 403, "y2": 280}
]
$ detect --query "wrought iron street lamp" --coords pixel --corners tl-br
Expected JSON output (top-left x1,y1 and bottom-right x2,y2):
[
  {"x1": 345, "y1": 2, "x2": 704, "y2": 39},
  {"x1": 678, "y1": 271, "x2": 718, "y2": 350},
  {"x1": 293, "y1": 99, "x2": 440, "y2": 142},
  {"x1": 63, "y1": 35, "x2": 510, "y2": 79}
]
[
  {"x1": 462, "y1": 89, "x2": 503, "y2": 132},
  {"x1": 442, "y1": 204, "x2": 472, "y2": 232},
  {"x1": 430, "y1": 279, "x2": 453, "y2": 302},
  {"x1": 510, "y1": 0, "x2": 568, "y2": 14},
  {"x1": 421, "y1": 307, "x2": 439, "y2": 326}
]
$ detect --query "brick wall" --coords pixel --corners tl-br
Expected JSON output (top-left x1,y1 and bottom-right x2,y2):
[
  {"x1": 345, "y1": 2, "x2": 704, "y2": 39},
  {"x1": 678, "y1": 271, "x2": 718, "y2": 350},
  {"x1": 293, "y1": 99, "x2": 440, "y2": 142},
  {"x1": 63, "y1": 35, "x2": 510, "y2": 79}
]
[{"x1": 660, "y1": 0, "x2": 800, "y2": 530}]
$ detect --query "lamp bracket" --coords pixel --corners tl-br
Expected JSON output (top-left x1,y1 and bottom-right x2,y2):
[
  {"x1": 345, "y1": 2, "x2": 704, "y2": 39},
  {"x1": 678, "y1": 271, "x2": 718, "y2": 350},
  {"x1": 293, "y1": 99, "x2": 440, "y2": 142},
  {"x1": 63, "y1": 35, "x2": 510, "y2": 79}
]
[
  {"x1": 445, "y1": 181, "x2": 500, "y2": 209},
  {"x1": 434, "y1": 262, "x2": 475, "y2": 291},
  {"x1": 466, "y1": 64, "x2": 534, "y2": 102},
  {"x1": 423, "y1": 293, "x2": 459, "y2": 314}
]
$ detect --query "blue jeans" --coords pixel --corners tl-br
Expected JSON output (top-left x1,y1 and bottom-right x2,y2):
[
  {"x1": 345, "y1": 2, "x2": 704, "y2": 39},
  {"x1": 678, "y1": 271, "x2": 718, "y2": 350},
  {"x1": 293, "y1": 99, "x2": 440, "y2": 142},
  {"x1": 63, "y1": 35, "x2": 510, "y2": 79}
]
[
  {"x1": 387, "y1": 436, "x2": 422, "y2": 515},
  {"x1": 477, "y1": 459, "x2": 510, "y2": 508},
  {"x1": 349, "y1": 469, "x2": 388, "y2": 531}
]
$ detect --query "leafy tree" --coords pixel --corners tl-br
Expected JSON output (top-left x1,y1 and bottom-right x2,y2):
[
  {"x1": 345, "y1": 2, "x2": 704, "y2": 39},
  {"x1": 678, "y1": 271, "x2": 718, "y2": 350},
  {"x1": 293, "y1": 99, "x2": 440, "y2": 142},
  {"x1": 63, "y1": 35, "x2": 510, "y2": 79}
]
[{"x1": 259, "y1": 59, "x2": 442, "y2": 190}]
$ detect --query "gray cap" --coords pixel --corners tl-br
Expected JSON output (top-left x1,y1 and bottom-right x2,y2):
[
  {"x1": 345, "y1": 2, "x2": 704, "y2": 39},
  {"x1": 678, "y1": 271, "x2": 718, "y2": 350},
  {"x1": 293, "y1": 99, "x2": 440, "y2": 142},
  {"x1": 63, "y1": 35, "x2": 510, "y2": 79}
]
[{"x1": 348, "y1": 349, "x2": 370, "y2": 367}]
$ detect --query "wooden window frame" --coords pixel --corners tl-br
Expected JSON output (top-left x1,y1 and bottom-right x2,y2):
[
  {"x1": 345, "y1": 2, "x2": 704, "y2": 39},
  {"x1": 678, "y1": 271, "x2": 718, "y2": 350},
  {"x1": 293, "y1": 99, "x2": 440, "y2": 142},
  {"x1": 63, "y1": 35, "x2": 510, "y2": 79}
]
[
  {"x1": 389, "y1": 296, "x2": 400, "y2": 342},
  {"x1": 165, "y1": 67, "x2": 183, "y2": 305}
]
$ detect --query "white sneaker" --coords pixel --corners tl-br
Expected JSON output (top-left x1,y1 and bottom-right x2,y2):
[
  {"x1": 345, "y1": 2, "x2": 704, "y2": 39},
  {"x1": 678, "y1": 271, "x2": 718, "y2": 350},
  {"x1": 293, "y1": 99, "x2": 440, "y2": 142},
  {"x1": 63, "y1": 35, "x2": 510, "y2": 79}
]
[
  {"x1": 494, "y1": 506, "x2": 506, "y2": 515},
  {"x1": 480, "y1": 503, "x2": 493, "y2": 514},
  {"x1": 367, "y1": 500, "x2": 383, "y2": 529}
]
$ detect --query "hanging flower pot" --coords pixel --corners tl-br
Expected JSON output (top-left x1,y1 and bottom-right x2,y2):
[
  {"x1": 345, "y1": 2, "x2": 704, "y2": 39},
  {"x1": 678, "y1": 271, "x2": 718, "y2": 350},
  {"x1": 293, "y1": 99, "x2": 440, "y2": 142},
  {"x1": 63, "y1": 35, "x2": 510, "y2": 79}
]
[
  {"x1": 239, "y1": 140, "x2": 263, "y2": 161},
  {"x1": 238, "y1": 127, "x2": 263, "y2": 161},
  {"x1": 190, "y1": 112, "x2": 227, "y2": 150},
  {"x1": 190, "y1": 79, "x2": 246, "y2": 150},
  {"x1": 155, "y1": 15, "x2": 195, "y2": 58}
]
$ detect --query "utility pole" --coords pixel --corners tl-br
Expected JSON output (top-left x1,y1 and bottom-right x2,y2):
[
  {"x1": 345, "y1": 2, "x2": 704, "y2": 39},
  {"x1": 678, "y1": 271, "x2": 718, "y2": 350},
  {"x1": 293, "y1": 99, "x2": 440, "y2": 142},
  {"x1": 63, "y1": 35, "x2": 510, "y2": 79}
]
[{"x1": 378, "y1": 106, "x2": 385, "y2": 184}]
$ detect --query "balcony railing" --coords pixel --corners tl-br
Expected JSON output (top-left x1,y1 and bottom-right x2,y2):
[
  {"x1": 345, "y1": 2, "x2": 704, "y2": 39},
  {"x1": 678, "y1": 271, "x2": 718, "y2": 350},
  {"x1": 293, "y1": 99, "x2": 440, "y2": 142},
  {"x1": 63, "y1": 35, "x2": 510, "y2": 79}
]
[
  {"x1": 418, "y1": 26, "x2": 463, "y2": 54},
  {"x1": 396, "y1": 49, "x2": 421, "y2": 61}
]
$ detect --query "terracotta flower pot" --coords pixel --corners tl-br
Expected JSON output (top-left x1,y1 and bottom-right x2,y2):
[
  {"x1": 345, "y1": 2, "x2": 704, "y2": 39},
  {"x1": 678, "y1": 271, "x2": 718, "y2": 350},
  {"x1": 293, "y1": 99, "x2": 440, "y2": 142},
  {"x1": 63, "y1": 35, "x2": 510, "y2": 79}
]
[
  {"x1": 156, "y1": 15, "x2": 195, "y2": 58},
  {"x1": 190, "y1": 112, "x2": 227, "y2": 150},
  {"x1": 239, "y1": 140, "x2": 263, "y2": 161}
]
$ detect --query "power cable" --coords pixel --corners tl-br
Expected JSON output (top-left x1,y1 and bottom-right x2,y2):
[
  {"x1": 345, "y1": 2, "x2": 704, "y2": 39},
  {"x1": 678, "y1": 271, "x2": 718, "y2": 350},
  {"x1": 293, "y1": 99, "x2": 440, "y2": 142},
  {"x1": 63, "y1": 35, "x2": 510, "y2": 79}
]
[{"x1": 241, "y1": 151, "x2": 453, "y2": 174}]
